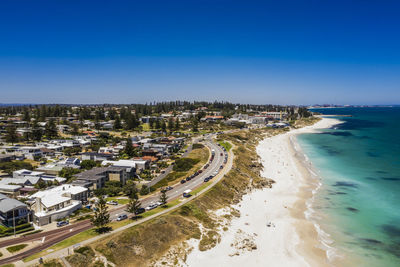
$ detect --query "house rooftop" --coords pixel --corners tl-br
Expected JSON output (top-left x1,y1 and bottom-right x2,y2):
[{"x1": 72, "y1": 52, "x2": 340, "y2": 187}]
[
  {"x1": 0, "y1": 194, "x2": 26, "y2": 213},
  {"x1": 74, "y1": 167, "x2": 108, "y2": 181},
  {"x1": 30, "y1": 184, "x2": 87, "y2": 208}
]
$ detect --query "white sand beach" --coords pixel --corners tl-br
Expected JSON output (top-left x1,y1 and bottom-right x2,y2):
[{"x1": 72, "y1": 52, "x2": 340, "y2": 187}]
[{"x1": 185, "y1": 118, "x2": 342, "y2": 267}]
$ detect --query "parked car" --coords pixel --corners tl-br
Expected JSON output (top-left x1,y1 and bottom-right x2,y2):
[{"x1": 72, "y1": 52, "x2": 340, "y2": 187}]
[
  {"x1": 117, "y1": 214, "x2": 128, "y2": 221},
  {"x1": 180, "y1": 179, "x2": 186, "y2": 184},
  {"x1": 161, "y1": 186, "x2": 173, "y2": 193},
  {"x1": 183, "y1": 190, "x2": 192, "y2": 198},
  {"x1": 186, "y1": 177, "x2": 191, "y2": 181},
  {"x1": 107, "y1": 200, "x2": 118, "y2": 205},
  {"x1": 57, "y1": 220, "x2": 69, "y2": 227},
  {"x1": 204, "y1": 177, "x2": 210, "y2": 182},
  {"x1": 135, "y1": 208, "x2": 145, "y2": 215},
  {"x1": 145, "y1": 203, "x2": 158, "y2": 210}
]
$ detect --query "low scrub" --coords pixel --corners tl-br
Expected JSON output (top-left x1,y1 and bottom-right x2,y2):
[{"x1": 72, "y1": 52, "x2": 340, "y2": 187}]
[
  {"x1": 88, "y1": 129, "x2": 275, "y2": 266},
  {"x1": 66, "y1": 246, "x2": 96, "y2": 267}
]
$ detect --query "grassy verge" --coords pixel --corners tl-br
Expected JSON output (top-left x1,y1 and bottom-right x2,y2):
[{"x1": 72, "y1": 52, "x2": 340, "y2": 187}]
[
  {"x1": 23, "y1": 229, "x2": 98, "y2": 262},
  {"x1": 217, "y1": 140, "x2": 232, "y2": 151},
  {"x1": 89, "y1": 128, "x2": 278, "y2": 266},
  {"x1": 26, "y1": 120, "x2": 316, "y2": 266},
  {"x1": 6, "y1": 244, "x2": 28, "y2": 253},
  {"x1": 152, "y1": 144, "x2": 209, "y2": 189},
  {"x1": 24, "y1": 198, "x2": 184, "y2": 262}
]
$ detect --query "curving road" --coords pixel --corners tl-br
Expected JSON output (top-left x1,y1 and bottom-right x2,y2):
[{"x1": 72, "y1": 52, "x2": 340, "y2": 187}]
[{"x1": 0, "y1": 136, "x2": 228, "y2": 265}]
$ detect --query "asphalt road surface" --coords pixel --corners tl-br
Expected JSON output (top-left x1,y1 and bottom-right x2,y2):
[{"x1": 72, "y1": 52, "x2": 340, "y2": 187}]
[{"x1": 0, "y1": 136, "x2": 227, "y2": 265}]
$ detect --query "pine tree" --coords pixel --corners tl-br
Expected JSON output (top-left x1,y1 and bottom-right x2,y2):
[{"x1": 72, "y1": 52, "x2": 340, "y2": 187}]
[
  {"x1": 91, "y1": 195, "x2": 110, "y2": 233},
  {"x1": 5, "y1": 126, "x2": 18, "y2": 144},
  {"x1": 168, "y1": 118, "x2": 174, "y2": 132},
  {"x1": 192, "y1": 119, "x2": 199, "y2": 132},
  {"x1": 126, "y1": 197, "x2": 142, "y2": 219},
  {"x1": 45, "y1": 119, "x2": 58, "y2": 139},
  {"x1": 22, "y1": 108, "x2": 31, "y2": 122},
  {"x1": 114, "y1": 115, "x2": 122, "y2": 130},
  {"x1": 124, "y1": 137, "x2": 135, "y2": 157},
  {"x1": 32, "y1": 121, "x2": 43, "y2": 141},
  {"x1": 71, "y1": 124, "x2": 79, "y2": 135},
  {"x1": 155, "y1": 119, "x2": 161, "y2": 130},
  {"x1": 123, "y1": 180, "x2": 138, "y2": 197},
  {"x1": 161, "y1": 120, "x2": 167, "y2": 133},
  {"x1": 175, "y1": 119, "x2": 180, "y2": 131},
  {"x1": 159, "y1": 190, "x2": 168, "y2": 207}
]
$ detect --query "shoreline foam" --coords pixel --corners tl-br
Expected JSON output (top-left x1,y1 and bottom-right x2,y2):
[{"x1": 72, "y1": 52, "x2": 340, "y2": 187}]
[{"x1": 184, "y1": 118, "x2": 343, "y2": 267}]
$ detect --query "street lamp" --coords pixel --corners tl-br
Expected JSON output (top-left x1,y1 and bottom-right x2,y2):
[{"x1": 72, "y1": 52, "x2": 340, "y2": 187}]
[{"x1": 12, "y1": 205, "x2": 16, "y2": 237}]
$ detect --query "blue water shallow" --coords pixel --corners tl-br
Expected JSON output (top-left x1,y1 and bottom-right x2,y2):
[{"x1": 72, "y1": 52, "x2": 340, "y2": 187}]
[{"x1": 297, "y1": 107, "x2": 400, "y2": 267}]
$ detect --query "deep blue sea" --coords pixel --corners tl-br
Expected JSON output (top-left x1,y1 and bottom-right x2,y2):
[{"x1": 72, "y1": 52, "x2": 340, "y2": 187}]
[{"x1": 297, "y1": 107, "x2": 400, "y2": 266}]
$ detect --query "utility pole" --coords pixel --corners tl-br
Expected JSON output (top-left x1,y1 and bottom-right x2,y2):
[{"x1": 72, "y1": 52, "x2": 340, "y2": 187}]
[{"x1": 13, "y1": 206, "x2": 16, "y2": 237}]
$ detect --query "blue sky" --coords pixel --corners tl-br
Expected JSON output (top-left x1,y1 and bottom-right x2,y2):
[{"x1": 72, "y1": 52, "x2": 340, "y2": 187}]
[{"x1": 0, "y1": 0, "x2": 399, "y2": 105}]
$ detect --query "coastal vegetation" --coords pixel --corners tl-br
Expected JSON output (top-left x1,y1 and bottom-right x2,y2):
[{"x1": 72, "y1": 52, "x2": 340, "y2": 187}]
[{"x1": 82, "y1": 128, "x2": 284, "y2": 267}]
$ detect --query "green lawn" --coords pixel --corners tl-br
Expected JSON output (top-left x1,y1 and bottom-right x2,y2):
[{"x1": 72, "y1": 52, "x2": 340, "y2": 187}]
[
  {"x1": 218, "y1": 141, "x2": 232, "y2": 151},
  {"x1": 23, "y1": 174, "x2": 216, "y2": 262},
  {"x1": 191, "y1": 182, "x2": 212, "y2": 195},
  {"x1": 23, "y1": 228, "x2": 98, "y2": 262},
  {"x1": 6, "y1": 244, "x2": 28, "y2": 253},
  {"x1": 0, "y1": 264, "x2": 14, "y2": 267},
  {"x1": 141, "y1": 123, "x2": 151, "y2": 131}
]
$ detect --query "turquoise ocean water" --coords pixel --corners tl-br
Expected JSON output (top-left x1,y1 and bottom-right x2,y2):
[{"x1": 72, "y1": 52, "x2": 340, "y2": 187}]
[{"x1": 296, "y1": 107, "x2": 400, "y2": 267}]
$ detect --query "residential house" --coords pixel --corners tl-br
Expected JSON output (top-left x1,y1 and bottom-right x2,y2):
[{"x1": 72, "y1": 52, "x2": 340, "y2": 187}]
[
  {"x1": 0, "y1": 184, "x2": 22, "y2": 196},
  {"x1": 0, "y1": 146, "x2": 43, "y2": 160},
  {"x1": 0, "y1": 154, "x2": 15, "y2": 163},
  {"x1": 0, "y1": 193, "x2": 31, "y2": 226},
  {"x1": 12, "y1": 169, "x2": 66, "y2": 184},
  {"x1": 81, "y1": 152, "x2": 114, "y2": 162},
  {"x1": 57, "y1": 125, "x2": 70, "y2": 133},
  {"x1": 100, "y1": 160, "x2": 137, "y2": 178},
  {"x1": 29, "y1": 185, "x2": 88, "y2": 226},
  {"x1": 261, "y1": 111, "x2": 288, "y2": 120},
  {"x1": 72, "y1": 166, "x2": 127, "y2": 190},
  {"x1": 202, "y1": 115, "x2": 224, "y2": 122}
]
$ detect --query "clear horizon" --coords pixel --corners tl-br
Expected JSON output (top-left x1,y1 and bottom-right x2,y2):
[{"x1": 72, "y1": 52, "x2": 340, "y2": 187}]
[{"x1": 1, "y1": 0, "x2": 399, "y2": 105}]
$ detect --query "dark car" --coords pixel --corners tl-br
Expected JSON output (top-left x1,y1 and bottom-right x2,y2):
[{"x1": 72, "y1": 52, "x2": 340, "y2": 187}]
[
  {"x1": 180, "y1": 179, "x2": 186, "y2": 184},
  {"x1": 135, "y1": 208, "x2": 145, "y2": 215},
  {"x1": 204, "y1": 177, "x2": 210, "y2": 182},
  {"x1": 161, "y1": 186, "x2": 174, "y2": 193},
  {"x1": 186, "y1": 177, "x2": 191, "y2": 181}
]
